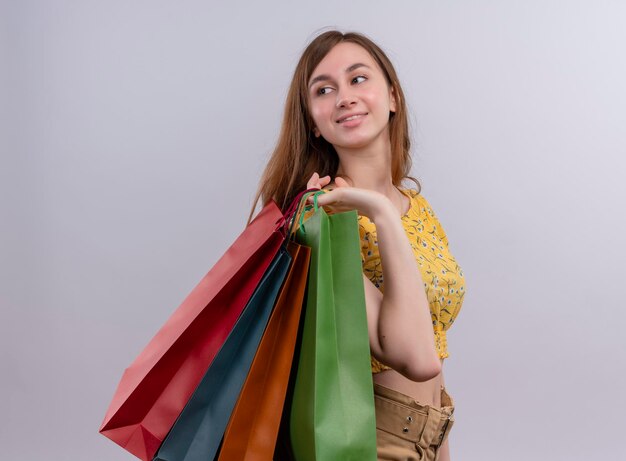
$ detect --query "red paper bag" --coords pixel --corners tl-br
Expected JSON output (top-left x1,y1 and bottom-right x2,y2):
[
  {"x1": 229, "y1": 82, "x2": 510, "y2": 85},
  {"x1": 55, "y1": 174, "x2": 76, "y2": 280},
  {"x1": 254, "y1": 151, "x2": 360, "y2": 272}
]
[{"x1": 100, "y1": 201, "x2": 285, "y2": 461}]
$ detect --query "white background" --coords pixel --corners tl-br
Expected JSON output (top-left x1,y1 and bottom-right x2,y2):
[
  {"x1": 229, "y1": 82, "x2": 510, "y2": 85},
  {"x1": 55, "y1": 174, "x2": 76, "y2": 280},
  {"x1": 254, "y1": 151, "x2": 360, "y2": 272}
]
[{"x1": 1, "y1": 1, "x2": 625, "y2": 460}]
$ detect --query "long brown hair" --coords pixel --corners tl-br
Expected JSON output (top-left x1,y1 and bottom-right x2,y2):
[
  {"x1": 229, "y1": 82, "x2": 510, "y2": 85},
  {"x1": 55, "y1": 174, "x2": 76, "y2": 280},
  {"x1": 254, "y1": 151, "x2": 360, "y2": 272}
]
[{"x1": 247, "y1": 29, "x2": 420, "y2": 224}]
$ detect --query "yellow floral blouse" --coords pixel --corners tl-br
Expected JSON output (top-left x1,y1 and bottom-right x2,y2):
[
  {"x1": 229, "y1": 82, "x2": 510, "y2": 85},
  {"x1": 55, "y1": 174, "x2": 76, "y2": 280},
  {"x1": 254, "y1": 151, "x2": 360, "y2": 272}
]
[
  {"x1": 360, "y1": 189, "x2": 466, "y2": 373},
  {"x1": 300, "y1": 187, "x2": 466, "y2": 374}
]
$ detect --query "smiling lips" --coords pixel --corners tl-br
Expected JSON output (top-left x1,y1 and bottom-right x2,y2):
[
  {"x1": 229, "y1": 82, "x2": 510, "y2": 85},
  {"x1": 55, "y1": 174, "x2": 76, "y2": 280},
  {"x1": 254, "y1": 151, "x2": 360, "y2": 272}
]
[{"x1": 336, "y1": 112, "x2": 368, "y2": 123}]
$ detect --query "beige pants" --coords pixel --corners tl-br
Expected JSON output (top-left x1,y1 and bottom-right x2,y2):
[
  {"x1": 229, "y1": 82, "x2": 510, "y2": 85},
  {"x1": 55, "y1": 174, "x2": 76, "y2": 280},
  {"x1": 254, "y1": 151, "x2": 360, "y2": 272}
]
[{"x1": 374, "y1": 383, "x2": 455, "y2": 461}]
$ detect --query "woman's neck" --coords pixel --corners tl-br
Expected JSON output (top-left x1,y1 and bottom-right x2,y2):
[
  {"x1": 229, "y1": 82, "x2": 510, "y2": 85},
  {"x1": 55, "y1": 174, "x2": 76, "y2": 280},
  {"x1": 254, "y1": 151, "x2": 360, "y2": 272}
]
[{"x1": 334, "y1": 137, "x2": 409, "y2": 216}]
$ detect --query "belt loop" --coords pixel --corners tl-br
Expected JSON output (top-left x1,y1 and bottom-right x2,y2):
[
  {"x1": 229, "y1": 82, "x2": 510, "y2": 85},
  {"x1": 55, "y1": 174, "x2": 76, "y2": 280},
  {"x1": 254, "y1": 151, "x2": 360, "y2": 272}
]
[{"x1": 415, "y1": 406, "x2": 441, "y2": 452}]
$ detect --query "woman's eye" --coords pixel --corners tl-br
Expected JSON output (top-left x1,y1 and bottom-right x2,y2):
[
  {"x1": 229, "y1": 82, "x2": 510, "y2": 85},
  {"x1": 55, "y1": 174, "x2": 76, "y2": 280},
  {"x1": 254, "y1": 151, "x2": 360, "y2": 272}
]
[
  {"x1": 352, "y1": 75, "x2": 367, "y2": 84},
  {"x1": 318, "y1": 86, "x2": 333, "y2": 96}
]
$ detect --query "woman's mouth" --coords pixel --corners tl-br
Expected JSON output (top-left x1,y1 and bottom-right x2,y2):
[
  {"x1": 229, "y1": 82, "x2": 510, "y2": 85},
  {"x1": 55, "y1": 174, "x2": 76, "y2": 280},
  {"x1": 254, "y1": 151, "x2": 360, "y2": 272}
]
[{"x1": 337, "y1": 113, "x2": 367, "y2": 126}]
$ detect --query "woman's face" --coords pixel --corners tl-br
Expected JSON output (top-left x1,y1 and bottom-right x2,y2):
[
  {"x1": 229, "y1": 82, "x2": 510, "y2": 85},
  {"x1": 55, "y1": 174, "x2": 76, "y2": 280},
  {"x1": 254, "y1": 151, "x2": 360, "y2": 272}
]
[{"x1": 307, "y1": 42, "x2": 397, "y2": 151}]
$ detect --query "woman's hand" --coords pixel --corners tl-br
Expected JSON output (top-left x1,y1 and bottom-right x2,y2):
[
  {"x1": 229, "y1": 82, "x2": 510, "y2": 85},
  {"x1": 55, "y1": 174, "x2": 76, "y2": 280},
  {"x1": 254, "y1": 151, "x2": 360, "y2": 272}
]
[{"x1": 305, "y1": 172, "x2": 391, "y2": 221}]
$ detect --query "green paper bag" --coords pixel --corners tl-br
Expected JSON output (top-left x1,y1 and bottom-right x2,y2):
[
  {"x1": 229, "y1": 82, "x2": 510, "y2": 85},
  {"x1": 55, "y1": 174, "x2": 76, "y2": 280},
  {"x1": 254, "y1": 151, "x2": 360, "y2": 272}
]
[{"x1": 290, "y1": 201, "x2": 377, "y2": 461}]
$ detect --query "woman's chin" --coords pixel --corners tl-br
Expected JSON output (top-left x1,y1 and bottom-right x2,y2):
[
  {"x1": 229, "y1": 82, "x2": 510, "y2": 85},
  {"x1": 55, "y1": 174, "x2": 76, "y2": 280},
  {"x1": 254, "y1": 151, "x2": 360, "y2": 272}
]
[{"x1": 331, "y1": 133, "x2": 386, "y2": 151}]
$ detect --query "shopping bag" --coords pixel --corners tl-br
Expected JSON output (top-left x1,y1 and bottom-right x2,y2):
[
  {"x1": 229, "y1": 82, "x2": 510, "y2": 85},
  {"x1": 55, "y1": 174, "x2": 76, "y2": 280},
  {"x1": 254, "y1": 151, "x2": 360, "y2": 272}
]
[
  {"x1": 289, "y1": 197, "x2": 377, "y2": 460},
  {"x1": 217, "y1": 239, "x2": 310, "y2": 461},
  {"x1": 99, "y1": 201, "x2": 286, "y2": 461},
  {"x1": 153, "y1": 245, "x2": 293, "y2": 461}
]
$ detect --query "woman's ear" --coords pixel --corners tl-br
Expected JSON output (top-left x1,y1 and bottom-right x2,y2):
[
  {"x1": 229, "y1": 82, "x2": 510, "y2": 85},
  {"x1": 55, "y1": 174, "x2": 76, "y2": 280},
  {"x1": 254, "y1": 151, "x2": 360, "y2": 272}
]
[
  {"x1": 313, "y1": 127, "x2": 321, "y2": 137},
  {"x1": 389, "y1": 86, "x2": 397, "y2": 114}
]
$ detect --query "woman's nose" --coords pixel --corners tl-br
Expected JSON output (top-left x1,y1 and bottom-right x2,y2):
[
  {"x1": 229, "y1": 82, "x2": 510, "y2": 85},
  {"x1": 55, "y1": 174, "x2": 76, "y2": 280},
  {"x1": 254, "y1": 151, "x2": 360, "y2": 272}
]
[{"x1": 335, "y1": 89, "x2": 357, "y2": 108}]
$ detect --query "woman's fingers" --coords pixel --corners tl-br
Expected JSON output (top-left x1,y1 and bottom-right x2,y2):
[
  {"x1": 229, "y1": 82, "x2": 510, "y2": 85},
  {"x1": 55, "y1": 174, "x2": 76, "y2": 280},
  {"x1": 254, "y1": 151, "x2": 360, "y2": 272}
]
[
  {"x1": 306, "y1": 172, "x2": 331, "y2": 190},
  {"x1": 306, "y1": 172, "x2": 319, "y2": 189},
  {"x1": 334, "y1": 176, "x2": 349, "y2": 188},
  {"x1": 313, "y1": 189, "x2": 332, "y2": 207},
  {"x1": 313, "y1": 185, "x2": 345, "y2": 209}
]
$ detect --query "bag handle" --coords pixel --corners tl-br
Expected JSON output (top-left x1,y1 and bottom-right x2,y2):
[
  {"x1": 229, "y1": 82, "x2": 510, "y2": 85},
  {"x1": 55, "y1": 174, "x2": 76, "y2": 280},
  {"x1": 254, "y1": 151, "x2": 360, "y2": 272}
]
[
  {"x1": 296, "y1": 190, "x2": 326, "y2": 231},
  {"x1": 289, "y1": 190, "x2": 326, "y2": 238},
  {"x1": 274, "y1": 188, "x2": 320, "y2": 236}
]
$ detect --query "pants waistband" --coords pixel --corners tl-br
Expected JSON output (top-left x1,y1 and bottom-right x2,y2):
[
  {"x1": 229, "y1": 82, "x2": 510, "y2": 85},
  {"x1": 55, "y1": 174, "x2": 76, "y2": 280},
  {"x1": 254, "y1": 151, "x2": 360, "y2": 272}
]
[
  {"x1": 374, "y1": 383, "x2": 454, "y2": 415},
  {"x1": 374, "y1": 383, "x2": 455, "y2": 448}
]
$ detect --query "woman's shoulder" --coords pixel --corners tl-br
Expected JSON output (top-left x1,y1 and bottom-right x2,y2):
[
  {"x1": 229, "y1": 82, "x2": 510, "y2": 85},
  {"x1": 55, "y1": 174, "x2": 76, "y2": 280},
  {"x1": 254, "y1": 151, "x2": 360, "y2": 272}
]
[
  {"x1": 402, "y1": 188, "x2": 451, "y2": 246},
  {"x1": 401, "y1": 188, "x2": 435, "y2": 217}
]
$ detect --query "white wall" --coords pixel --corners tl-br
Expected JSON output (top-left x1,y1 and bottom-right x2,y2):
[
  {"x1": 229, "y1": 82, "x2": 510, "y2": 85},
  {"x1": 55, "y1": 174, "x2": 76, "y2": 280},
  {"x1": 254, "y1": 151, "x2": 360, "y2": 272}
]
[{"x1": 1, "y1": 1, "x2": 625, "y2": 460}]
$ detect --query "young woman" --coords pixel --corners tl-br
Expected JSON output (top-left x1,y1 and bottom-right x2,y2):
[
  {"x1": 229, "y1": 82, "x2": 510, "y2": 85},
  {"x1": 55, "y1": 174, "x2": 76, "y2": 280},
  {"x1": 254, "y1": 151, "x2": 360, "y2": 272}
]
[{"x1": 250, "y1": 30, "x2": 466, "y2": 461}]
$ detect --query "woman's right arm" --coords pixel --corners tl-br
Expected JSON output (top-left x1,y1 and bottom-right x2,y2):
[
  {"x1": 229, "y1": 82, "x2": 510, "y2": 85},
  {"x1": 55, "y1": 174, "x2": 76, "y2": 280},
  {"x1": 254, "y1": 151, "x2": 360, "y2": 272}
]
[
  {"x1": 362, "y1": 204, "x2": 441, "y2": 382},
  {"x1": 306, "y1": 174, "x2": 441, "y2": 382}
]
